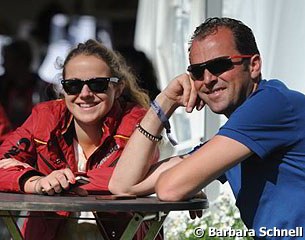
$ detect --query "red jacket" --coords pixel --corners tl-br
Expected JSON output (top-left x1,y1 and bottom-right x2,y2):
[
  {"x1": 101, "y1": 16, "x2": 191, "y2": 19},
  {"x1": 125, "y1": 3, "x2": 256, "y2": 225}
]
[{"x1": 0, "y1": 99, "x2": 162, "y2": 240}]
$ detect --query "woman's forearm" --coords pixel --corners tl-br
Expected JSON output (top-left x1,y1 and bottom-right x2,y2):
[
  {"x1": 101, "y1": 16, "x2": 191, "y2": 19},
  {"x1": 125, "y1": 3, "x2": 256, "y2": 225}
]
[
  {"x1": 109, "y1": 93, "x2": 179, "y2": 195},
  {"x1": 110, "y1": 156, "x2": 183, "y2": 196}
]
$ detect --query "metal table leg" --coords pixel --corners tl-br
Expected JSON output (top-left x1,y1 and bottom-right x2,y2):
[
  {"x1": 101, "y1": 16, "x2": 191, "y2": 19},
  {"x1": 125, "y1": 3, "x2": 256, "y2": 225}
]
[
  {"x1": 0, "y1": 210, "x2": 23, "y2": 240},
  {"x1": 143, "y1": 214, "x2": 167, "y2": 240},
  {"x1": 119, "y1": 212, "x2": 145, "y2": 240},
  {"x1": 120, "y1": 212, "x2": 167, "y2": 240}
]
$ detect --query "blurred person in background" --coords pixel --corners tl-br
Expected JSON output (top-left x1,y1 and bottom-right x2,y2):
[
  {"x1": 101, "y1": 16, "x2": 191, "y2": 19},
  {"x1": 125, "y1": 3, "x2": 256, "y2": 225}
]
[
  {"x1": 0, "y1": 39, "x2": 55, "y2": 129},
  {"x1": 0, "y1": 103, "x2": 11, "y2": 144},
  {"x1": 118, "y1": 46, "x2": 161, "y2": 100}
]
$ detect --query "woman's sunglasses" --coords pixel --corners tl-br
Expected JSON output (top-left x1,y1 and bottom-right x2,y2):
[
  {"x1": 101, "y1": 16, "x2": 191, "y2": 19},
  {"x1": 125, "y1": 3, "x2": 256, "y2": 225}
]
[
  {"x1": 61, "y1": 77, "x2": 120, "y2": 95},
  {"x1": 187, "y1": 55, "x2": 253, "y2": 80}
]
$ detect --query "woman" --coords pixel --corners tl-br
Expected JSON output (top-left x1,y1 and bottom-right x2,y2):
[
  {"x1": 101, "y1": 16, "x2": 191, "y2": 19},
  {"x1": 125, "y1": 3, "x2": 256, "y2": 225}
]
[{"x1": 0, "y1": 40, "x2": 161, "y2": 240}]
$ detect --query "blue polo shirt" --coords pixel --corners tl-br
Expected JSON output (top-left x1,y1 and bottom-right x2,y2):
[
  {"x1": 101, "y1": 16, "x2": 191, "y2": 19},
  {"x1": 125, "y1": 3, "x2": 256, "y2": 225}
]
[{"x1": 192, "y1": 79, "x2": 305, "y2": 239}]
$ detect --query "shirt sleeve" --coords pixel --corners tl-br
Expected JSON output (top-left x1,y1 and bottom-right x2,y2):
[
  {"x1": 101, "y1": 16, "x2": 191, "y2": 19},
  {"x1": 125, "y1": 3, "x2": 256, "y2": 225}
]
[
  {"x1": 218, "y1": 87, "x2": 299, "y2": 159},
  {"x1": 0, "y1": 107, "x2": 43, "y2": 192}
]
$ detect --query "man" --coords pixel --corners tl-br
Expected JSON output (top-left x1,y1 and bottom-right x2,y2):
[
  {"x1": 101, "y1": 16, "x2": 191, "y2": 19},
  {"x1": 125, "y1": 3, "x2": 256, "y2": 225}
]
[{"x1": 110, "y1": 17, "x2": 305, "y2": 238}]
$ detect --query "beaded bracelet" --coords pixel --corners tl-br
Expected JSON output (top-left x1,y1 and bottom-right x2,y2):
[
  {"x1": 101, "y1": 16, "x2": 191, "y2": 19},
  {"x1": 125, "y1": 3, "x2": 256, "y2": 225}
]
[
  {"x1": 136, "y1": 123, "x2": 162, "y2": 142},
  {"x1": 150, "y1": 100, "x2": 178, "y2": 146}
]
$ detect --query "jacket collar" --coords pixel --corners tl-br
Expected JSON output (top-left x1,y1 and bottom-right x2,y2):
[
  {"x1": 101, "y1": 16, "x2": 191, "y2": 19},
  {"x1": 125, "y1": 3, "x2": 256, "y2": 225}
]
[{"x1": 54, "y1": 100, "x2": 125, "y2": 143}]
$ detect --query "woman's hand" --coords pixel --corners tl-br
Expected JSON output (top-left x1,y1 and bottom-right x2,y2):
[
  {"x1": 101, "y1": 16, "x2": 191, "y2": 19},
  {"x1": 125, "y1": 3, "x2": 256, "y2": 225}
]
[
  {"x1": 0, "y1": 158, "x2": 31, "y2": 169},
  {"x1": 25, "y1": 169, "x2": 88, "y2": 196}
]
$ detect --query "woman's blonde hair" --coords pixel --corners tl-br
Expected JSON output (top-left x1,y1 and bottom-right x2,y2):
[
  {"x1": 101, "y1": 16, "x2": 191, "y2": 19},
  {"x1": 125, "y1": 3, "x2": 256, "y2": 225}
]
[{"x1": 61, "y1": 39, "x2": 150, "y2": 108}]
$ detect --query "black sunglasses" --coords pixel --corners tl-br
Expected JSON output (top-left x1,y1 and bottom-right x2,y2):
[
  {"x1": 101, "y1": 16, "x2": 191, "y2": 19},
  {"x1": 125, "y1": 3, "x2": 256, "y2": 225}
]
[
  {"x1": 187, "y1": 55, "x2": 253, "y2": 80},
  {"x1": 61, "y1": 77, "x2": 120, "y2": 95}
]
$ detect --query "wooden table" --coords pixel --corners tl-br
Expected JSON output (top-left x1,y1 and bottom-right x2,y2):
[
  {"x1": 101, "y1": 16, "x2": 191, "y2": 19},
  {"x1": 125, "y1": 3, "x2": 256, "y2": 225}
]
[{"x1": 0, "y1": 192, "x2": 208, "y2": 240}]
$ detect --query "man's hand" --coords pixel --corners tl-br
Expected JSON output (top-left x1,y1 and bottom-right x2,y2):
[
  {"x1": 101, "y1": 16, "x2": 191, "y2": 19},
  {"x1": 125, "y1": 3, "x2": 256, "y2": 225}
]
[
  {"x1": 189, "y1": 191, "x2": 206, "y2": 219},
  {"x1": 189, "y1": 209, "x2": 203, "y2": 219},
  {"x1": 163, "y1": 73, "x2": 205, "y2": 113}
]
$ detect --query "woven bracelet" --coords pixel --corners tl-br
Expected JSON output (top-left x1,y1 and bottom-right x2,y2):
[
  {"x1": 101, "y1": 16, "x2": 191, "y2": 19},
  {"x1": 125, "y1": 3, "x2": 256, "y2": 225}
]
[
  {"x1": 150, "y1": 100, "x2": 177, "y2": 146},
  {"x1": 136, "y1": 123, "x2": 162, "y2": 142}
]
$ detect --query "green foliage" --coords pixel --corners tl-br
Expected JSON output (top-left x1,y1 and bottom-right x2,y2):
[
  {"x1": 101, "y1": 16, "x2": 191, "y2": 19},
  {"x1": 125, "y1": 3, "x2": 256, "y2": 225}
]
[{"x1": 164, "y1": 193, "x2": 254, "y2": 240}]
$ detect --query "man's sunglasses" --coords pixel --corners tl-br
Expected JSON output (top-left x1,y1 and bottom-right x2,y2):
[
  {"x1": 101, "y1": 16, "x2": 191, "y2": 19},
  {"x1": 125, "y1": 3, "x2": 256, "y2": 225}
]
[
  {"x1": 61, "y1": 77, "x2": 120, "y2": 95},
  {"x1": 187, "y1": 55, "x2": 253, "y2": 80}
]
